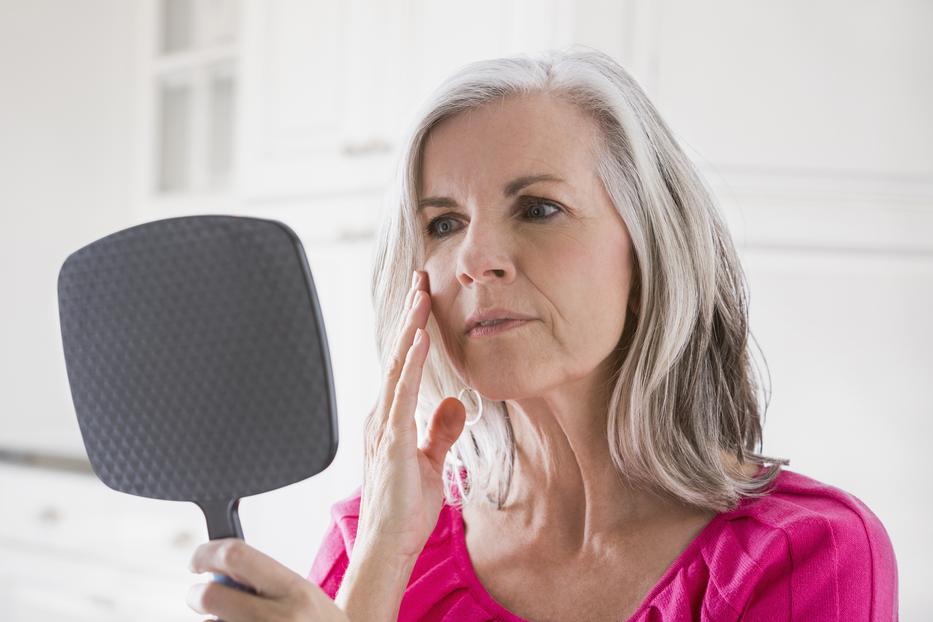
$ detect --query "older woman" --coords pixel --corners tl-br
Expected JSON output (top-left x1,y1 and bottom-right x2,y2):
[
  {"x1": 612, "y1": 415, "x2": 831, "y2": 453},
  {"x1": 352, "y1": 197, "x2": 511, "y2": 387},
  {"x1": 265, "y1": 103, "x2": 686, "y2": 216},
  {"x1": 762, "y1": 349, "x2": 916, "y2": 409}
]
[{"x1": 186, "y1": 48, "x2": 898, "y2": 621}]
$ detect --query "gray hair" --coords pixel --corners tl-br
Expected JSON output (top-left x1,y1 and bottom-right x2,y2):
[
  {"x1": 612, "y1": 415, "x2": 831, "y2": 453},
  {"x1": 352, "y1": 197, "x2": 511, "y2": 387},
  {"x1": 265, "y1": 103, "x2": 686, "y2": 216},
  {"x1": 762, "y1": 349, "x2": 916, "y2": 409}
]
[{"x1": 370, "y1": 45, "x2": 789, "y2": 513}]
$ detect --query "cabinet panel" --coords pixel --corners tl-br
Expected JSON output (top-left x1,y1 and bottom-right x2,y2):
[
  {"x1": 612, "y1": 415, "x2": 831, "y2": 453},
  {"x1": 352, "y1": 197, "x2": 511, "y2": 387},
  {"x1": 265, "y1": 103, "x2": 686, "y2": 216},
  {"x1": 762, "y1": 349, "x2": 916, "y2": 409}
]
[
  {"x1": 0, "y1": 464, "x2": 203, "y2": 621},
  {"x1": 240, "y1": 0, "x2": 392, "y2": 200},
  {"x1": 254, "y1": 0, "x2": 347, "y2": 153}
]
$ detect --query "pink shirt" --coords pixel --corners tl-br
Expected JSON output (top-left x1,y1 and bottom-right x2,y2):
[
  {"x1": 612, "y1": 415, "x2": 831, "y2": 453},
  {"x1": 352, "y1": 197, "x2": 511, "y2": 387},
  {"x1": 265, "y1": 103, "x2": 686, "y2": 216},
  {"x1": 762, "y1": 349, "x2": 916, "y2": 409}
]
[{"x1": 307, "y1": 467, "x2": 898, "y2": 621}]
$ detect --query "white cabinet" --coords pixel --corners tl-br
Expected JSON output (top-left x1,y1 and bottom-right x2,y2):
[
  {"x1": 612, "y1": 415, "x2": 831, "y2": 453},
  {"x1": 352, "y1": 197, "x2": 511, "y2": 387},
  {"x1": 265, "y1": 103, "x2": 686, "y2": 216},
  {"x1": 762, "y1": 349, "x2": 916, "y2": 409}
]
[
  {"x1": 238, "y1": 0, "x2": 395, "y2": 201},
  {"x1": 136, "y1": 0, "x2": 624, "y2": 232},
  {"x1": 0, "y1": 463, "x2": 204, "y2": 621},
  {"x1": 143, "y1": 0, "x2": 239, "y2": 198},
  {"x1": 236, "y1": 0, "x2": 628, "y2": 204}
]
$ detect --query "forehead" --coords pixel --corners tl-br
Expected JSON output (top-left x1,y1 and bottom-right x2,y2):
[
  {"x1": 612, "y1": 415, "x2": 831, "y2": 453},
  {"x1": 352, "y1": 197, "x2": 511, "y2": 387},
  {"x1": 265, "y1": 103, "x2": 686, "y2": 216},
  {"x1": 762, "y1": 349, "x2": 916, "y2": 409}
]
[{"x1": 419, "y1": 93, "x2": 601, "y2": 197}]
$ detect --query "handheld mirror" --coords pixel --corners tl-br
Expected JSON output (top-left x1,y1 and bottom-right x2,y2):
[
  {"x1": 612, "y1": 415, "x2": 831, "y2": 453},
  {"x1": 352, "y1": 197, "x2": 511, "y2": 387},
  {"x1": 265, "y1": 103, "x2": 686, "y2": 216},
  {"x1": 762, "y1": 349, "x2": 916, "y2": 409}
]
[{"x1": 57, "y1": 214, "x2": 339, "y2": 596}]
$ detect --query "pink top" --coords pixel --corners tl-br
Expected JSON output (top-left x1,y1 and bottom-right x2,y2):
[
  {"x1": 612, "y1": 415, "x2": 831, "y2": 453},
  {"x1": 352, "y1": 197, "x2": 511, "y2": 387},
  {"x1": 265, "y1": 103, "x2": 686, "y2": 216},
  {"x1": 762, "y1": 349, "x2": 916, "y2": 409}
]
[{"x1": 306, "y1": 467, "x2": 898, "y2": 621}]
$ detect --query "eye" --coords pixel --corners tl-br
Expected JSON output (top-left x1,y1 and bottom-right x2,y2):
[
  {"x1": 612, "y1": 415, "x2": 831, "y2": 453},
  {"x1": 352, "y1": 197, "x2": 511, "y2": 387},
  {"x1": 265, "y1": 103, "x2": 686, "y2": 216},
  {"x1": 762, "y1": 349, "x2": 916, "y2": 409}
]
[
  {"x1": 424, "y1": 215, "x2": 459, "y2": 238},
  {"x1": 523, "y1": 198, "x2": 561, "y2": 220},
  {"x1": 424, "y1": 198, "x2": 563, "y2": 239}
]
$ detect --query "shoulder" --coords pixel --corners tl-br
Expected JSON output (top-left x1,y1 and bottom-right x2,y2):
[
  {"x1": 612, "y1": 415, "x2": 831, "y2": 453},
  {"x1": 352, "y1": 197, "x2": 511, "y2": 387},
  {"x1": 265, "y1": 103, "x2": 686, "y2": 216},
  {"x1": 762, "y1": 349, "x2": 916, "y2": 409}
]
[
  {"x1": 305, "y1": 484, "x2": 362, "y2": 598},
  {"x1": 725, "y1": 468, "x2": 894, "y2": 557},
  {"x1": 708, "y1": 468, "x2": 898, "y2": 621},
  {"x1": 734, "y1": 468, "x2": 898, "y2": 581},
  {"x1": 326, "y1": 483, "x2": 363, "y2": 553}
]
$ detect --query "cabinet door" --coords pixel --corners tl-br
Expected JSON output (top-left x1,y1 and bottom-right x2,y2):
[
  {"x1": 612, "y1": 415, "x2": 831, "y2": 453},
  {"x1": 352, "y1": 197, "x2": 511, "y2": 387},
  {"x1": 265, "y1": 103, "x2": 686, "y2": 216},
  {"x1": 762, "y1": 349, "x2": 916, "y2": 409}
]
[
  {"x1": 237, "y1": 0, "x2": 595, "y2": 210},
  {"x1": 0, "y1": 464, "x2": 203, "y2": 622},
  {"x1": 239, "y1": 0, "x2": 396, "y2": 204}
]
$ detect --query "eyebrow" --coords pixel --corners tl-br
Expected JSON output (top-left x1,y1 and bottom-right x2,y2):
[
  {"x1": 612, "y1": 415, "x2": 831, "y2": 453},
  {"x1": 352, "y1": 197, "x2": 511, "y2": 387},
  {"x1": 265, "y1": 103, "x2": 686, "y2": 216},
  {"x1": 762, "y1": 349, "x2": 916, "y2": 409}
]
[{"x1": 417, "y1": 173, "x2": 565, "y2": 211}]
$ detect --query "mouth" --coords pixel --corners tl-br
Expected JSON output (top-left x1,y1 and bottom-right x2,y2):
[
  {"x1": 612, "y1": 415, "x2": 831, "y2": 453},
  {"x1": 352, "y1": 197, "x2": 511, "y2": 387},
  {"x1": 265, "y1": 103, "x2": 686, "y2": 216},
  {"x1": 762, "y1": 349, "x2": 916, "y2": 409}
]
[
  {"x1": 466, "y1": 318, "x2": 533, "y2": 338},
  {"x1": 464, "y1": 308, "x2": 537, "y2": 335}
]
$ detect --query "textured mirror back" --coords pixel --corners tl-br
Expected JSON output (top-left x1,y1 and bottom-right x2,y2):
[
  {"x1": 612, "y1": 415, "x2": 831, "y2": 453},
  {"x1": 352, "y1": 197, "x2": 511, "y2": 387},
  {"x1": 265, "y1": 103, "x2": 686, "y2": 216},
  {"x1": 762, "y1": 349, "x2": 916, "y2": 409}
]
[{"x1": 57, "y1": 215, "x2": 338, "y2": 503}]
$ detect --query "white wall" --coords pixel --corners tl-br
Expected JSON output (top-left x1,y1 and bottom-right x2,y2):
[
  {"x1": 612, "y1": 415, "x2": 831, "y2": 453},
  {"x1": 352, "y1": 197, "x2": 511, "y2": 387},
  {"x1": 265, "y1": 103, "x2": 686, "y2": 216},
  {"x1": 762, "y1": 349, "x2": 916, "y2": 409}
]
[{"x1": 0, "y1": 0, "x2": 138, "y2": 454}]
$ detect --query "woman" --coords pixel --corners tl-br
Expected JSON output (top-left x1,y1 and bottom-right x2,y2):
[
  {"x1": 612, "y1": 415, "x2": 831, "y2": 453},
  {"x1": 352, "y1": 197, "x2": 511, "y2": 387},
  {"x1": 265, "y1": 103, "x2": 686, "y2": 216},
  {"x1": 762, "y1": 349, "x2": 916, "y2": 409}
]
[{"x1": 186, "y1": 47, "x2": 898, "y2": 621}]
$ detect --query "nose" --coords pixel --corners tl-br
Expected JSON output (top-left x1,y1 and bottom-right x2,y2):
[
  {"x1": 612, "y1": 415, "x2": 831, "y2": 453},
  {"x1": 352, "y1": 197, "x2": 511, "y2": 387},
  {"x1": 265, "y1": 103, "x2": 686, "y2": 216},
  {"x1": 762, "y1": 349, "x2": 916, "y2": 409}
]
[{"x1": 455, "y1": 219, "x2": 516, "y2": 288}]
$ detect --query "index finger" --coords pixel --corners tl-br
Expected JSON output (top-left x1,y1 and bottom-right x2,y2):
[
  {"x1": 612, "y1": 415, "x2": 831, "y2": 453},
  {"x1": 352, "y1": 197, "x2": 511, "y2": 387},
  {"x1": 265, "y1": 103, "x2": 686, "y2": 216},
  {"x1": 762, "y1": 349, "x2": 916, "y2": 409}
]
[
  {"x1": 189, "y1": 538, "x2": 301, "y2": 599},
  {"x1": 378, "y1": 271, "x2": 430, "y2": 415}
]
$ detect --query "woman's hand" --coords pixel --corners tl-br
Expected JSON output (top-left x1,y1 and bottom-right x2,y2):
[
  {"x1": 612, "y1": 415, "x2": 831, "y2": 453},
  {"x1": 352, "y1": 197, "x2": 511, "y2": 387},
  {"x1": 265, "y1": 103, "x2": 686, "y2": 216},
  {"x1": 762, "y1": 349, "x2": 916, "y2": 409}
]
[
  {"x1": 186, "y1": 537, "x2": 350, "y2": 622},
  {"x1": 356, "y1": 269, "x2": 467, "y2": 561},
  {"x1": 185, "y1": 270, "x2": 466, "y2": 622}
]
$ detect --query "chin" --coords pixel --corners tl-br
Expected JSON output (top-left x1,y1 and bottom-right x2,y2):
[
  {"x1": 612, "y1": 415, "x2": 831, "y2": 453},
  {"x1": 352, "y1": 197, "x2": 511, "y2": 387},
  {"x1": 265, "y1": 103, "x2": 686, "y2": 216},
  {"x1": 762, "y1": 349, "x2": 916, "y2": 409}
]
[{"x1": 463, "y1": 367, "x2": 541, "y2": 402}]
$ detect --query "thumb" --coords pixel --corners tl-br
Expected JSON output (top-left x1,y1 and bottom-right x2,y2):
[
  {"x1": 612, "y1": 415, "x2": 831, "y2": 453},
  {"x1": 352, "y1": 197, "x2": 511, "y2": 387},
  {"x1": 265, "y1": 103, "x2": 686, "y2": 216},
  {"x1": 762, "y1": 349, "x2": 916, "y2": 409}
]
[{"x1": 420, "y1": 396, "x2": 466, "y2": 471}]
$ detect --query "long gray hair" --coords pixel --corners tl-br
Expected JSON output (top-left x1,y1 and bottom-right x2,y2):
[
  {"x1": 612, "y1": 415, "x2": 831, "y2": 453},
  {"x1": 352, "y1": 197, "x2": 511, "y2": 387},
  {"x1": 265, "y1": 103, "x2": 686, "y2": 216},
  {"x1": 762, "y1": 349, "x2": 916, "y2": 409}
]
[{"x1": 370, "y1": 45, "x2": 789, "y2": 513}]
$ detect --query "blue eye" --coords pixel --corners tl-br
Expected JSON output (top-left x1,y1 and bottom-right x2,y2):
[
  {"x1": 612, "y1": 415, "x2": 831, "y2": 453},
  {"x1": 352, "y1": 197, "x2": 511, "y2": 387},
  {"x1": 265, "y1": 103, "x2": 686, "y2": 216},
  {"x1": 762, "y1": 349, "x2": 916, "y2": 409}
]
[
  {"x1": 424, "y1": 198, "x2": 563, "y2": 239},
  {"x1": 426, "y1": 217, "x2": 457, "y2": 238}
]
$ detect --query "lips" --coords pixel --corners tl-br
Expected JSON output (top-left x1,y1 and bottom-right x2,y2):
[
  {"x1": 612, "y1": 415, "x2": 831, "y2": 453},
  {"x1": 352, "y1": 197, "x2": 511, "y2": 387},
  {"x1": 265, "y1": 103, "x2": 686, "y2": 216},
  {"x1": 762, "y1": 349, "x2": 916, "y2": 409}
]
[
  {"x1": 466, "y1": 318, "x2": 533, "y2": 338},
  {"x1": 464, "y1": 308, "x2": 537, "y2": 334}
]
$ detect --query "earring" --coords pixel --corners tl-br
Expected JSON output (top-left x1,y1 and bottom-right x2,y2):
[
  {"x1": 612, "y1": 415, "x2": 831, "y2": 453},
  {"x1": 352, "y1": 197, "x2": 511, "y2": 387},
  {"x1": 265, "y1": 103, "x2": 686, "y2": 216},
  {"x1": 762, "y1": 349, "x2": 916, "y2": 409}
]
[{"x1": 458, "y1": 387, "x2": 484, "y2": 426}]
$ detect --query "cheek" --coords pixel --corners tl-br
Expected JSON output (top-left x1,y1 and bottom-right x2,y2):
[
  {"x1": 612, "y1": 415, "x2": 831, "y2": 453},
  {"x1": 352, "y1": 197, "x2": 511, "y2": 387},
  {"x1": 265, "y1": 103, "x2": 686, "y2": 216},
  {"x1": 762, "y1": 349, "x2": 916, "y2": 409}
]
[
  {"x1": 422, "y1": 262, "x2": 465, "y2": 354},
  {"x1": 589, "y1": 259, "x2": 633, "y2": 348},
  {"x1": 549, "y1": 233, "x2": 631, "y2": 342}
]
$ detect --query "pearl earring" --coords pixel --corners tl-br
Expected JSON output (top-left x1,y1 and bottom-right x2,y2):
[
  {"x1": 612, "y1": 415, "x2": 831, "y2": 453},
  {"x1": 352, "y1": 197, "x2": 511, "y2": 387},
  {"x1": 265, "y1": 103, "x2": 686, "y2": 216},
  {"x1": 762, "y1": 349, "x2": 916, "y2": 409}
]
[{"x1": 458, "y1": 387, "x2": 484, "y2": 426}]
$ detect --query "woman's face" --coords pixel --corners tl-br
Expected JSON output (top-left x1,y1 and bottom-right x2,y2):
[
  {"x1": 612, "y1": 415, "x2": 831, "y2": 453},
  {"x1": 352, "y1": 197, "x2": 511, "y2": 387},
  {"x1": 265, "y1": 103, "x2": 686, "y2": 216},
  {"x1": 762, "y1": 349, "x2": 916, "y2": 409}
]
[{"x1": 418, "y1": 93, "x2": 637, "y2": 401}]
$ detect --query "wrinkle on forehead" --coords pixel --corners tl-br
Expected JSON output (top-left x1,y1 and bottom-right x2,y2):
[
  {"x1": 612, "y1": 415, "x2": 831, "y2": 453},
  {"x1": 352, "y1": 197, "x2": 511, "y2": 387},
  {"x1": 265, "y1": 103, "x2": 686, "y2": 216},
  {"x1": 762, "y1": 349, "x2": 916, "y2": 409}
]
[{"x1": 418, "y1": 94, "x2": 602, "y2": 206}]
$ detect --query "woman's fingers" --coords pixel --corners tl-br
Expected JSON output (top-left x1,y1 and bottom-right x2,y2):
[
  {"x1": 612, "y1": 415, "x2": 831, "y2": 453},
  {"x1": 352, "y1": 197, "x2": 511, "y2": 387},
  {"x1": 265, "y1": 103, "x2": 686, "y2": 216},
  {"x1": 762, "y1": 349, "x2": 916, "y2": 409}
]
[
  {"x1": 360, "y1": 271, "x2": 429, "y2": 536},
  {"x1": 419, "y1": 397, "x2": 466, "y2": 472},
  {"x1": 402, "y1": 270, "x2": 419, "y2": 312},
  {"x1": 387, "y1": 326, "x2": 429, "y2": 439},
  {"x1": 188, "y1": 578, "x2": 345, "y2": 622},
  {"x1": 377, "y1": 272, "x2": 430, "y2": 432},
  {"x1": 187, "y1": 539, "x2": 351, "y2": 622},
  {"x1": 187, "y1": 579, "x2": 265, "y2": 622},
  {"x1": 188, "y1": 538, "x2": 300, "y2": 599},
  {"x1": 390, "y1": 273, "x2": 429, "y2": 376},
  {"x1": 360, "y1": 270, "x2": 429, "y2": 532}
]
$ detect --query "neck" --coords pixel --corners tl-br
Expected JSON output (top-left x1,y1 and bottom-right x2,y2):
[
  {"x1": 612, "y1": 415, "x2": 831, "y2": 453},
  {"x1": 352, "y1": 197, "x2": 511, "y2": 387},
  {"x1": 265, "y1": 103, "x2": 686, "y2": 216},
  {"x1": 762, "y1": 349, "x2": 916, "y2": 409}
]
[{"x1": 484, "y1": 359, "x2": 697, "y2": 558}]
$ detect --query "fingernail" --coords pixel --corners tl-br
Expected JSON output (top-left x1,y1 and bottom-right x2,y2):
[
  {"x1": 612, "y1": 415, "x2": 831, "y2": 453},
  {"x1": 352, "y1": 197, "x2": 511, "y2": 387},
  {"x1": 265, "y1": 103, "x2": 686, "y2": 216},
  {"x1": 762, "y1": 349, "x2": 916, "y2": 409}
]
[{"x1": 411, "y1": 271, "x2": 418, "y2": 288}]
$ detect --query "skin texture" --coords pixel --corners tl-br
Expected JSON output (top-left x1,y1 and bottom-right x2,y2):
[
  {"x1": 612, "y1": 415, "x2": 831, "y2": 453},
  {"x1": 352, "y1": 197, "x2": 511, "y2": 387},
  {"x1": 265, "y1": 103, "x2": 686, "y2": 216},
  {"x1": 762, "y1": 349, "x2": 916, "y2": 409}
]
[
  {"x1": 418, "y1": 93, "x2": 759, "y2": 620},
  {"x1": 419, "y1": 92, "x2": 673, "y2": 550}
]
